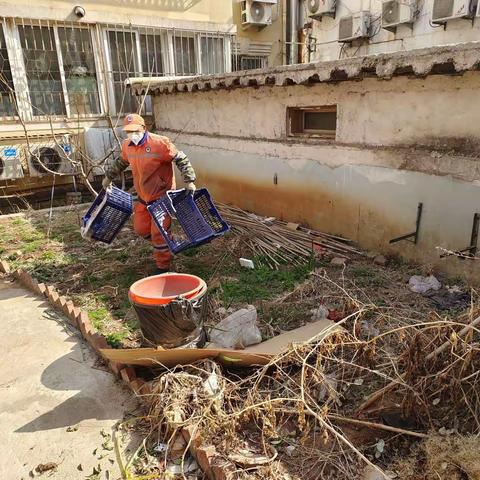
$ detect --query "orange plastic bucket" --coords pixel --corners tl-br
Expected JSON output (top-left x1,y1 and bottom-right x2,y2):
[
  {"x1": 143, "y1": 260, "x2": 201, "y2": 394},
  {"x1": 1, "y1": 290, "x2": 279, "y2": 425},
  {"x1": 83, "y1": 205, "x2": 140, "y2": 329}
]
[{"x1": 129, "y1": 273, "x2": 206, "y2": 306}]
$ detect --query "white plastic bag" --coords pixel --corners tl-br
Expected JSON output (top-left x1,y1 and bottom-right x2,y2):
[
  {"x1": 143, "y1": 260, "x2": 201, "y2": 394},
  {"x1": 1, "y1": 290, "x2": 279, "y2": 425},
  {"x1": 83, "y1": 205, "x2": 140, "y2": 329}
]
[
  {"x1": 210, "y1": 305, "x2": 262, "y2": 349},
  {"x1": 408, "y1": 275, "x2": 441, "y2": 294}
]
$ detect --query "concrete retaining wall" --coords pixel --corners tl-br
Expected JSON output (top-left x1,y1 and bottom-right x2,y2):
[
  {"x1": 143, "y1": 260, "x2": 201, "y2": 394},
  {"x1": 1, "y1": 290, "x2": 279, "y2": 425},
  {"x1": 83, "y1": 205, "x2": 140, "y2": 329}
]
[{"x1": 151, "y1": 68, "x2": 480, "y2": 281}]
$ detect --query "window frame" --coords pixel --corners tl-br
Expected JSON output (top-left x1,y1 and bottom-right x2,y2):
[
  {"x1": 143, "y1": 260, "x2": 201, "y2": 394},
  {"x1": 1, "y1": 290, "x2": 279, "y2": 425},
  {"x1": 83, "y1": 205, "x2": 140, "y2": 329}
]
[
  {"x1": 1, "y1": 18, "x2": 233, "y2": 120},
  {"x1": 287, "y1": 105, "x2": 338, "y2": 140},
  {"x1": 103, "y1": 27, "x2": 143, "y2": 116},
  {"x1": 199, "y1": 34, "x2": 228, "y2": 75},
  {"x1": 0, "y1": 20, "x2": 19, "y2": 120},
  {"x1": 232, "y1": 55, "x2": 267, "y2": 71},
  {"x1": 1, "y1": 18, "x2": 104, "y2": 121}
]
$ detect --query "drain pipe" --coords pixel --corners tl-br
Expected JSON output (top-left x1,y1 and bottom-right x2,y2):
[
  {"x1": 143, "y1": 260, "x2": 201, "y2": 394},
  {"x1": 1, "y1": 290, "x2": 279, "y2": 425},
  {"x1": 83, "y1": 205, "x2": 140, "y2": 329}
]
[{"x1": 288, "y1": 0, "x2": 298, "y2": 64}]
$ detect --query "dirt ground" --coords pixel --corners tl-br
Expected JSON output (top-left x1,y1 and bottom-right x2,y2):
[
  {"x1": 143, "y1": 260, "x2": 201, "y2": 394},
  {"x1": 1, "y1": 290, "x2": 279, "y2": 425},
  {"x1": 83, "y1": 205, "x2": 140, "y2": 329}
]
[
  {"x1": 0, "y1": 205, "x2": 471, "y2": 348},
  {"x1": 0, "y1": 204, "x2": 478, "y2": 479}
]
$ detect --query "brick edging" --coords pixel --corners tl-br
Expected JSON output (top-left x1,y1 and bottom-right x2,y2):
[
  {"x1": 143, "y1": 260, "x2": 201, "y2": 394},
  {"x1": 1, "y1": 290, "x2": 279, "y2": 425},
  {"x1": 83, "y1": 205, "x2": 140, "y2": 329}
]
[
  {"x1": 0, "y1": 260, "x2": 151, "y2": 397},
  {"x1": 0, "y1": 260, "x2": 229, "y2": 479}
]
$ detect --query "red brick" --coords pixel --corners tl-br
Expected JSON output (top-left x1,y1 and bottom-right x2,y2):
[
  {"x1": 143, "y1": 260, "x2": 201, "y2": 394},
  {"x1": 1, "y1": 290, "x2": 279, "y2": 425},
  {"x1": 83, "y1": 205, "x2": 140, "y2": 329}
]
[
  {"x1": 109, "y1": 361, "x2": 124, "y2": 376},
  {"x1": 46, "y1": 286, "x2": 59, "y2": 304},
  {"x1": 54, "y1": 295, "x2": 68, "y2": 311},
  {"x1": 63, "y1": 301, "x2": 77, "y2": 326},
  {"x1": 129, "y1": 378, "x2": 152, "y2": 397},
  {"x1": 16, "y1": 270, "x2": 33, "y2": 289},
  {"x1": 73, "y1": 307, "x2": 82, "y2": 323},
  {"x1": 211, "y1": 459, "x2": 236, "y2": 480},
  {"x1": 120, "y1": 366, "x2": 136, "y2": 384},
  {"x1": 0, "y1": 260, "x2": 10, "y2": 274},
  {"x1": 195, "y1": 445, "x2": 216, "y2": 479},
  {"x1": 78, "y1": 311, "x2": 93, "y2": 337},
  {"x1": 182, "y1": 425, "x2": 202, "y2": 452},
  {"x1": 139, "y1": 381, "x2": 152, "y2": 396},
  {"x1": 129, "y1": 379, "x2": 143, "y2": 395},
  {"x1": 88, "y1": 332, "x2": 109, "y2": 353},
  {"x1": 36, "y1": 282, "x2": 47, "y2": 296}
]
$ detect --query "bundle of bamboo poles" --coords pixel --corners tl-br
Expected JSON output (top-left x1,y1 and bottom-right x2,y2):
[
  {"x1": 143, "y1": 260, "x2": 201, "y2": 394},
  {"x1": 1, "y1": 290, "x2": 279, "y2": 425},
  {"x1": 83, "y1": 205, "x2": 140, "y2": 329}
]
[{"x1": 217, "y1": 204, "x2": 364, "y2": 269}]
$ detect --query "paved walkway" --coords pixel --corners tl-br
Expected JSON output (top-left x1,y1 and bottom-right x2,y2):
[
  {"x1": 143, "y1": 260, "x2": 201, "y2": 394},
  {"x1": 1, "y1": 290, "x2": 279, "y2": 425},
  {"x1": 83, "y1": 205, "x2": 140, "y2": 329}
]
[{"x1": 0, "y1": 277, "x2": 138, "y2": 479}]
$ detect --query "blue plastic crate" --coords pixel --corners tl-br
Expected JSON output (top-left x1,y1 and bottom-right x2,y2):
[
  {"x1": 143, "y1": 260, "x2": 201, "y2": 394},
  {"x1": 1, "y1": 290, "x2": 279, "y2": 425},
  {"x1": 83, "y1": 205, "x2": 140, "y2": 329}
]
[
  {"x1": 81, "y1": 186, "x2": 133, "y2": 244},
  {"x1": 148, "y1": 188, "x2": 229, "y2": 254}
]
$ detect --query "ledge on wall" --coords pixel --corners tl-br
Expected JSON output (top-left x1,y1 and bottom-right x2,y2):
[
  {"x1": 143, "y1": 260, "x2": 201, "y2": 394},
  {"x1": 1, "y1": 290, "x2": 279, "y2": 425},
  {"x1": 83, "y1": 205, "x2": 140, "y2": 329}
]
[{"x1": 128, "y1": 42, "x2": 480, "y2": 95}]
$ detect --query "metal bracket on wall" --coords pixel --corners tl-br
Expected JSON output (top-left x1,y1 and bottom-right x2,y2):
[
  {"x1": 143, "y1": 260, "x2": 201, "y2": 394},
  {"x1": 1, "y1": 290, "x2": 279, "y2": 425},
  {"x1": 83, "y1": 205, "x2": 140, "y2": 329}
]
[
  {"x1": 389, "y1": 202, "x2": 423, "y2": 245},
  {"x1": 440, "y1": 213, "x2": 479, "y2": 259}
]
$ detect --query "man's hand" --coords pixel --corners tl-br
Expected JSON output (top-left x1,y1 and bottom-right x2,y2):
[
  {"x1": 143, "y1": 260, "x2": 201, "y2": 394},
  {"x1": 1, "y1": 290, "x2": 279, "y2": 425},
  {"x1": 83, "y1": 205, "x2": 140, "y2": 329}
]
[
  {"x1": 102, "y1": 177, "x2": 112, "y2": 189},
  {"x1": 185, "y1": 182, "x2": 196, "y2": 195}
]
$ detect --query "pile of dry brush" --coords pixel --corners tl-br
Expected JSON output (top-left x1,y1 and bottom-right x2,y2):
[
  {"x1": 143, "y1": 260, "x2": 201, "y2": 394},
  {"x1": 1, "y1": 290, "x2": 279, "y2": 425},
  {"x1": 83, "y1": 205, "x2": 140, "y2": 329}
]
[{"x1": 137, "y1": 275, "x2": 480, "y2": 480}]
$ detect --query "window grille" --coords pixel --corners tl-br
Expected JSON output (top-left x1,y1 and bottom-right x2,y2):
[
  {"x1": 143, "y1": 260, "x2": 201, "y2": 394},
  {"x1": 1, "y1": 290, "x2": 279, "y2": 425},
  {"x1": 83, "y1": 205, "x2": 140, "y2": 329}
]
[
  {"x1": 0, "y1": 23, "x2": 15, "y2": 117},
  {"x1": 1, "y1": 18, "x2": 234, "y2": 119},
  {"x1": 58, "y1": 26, "x2": 100, "y2": 115},
  {"x1": 17, "y1": 23, "x2": 66, "y2": 116}
]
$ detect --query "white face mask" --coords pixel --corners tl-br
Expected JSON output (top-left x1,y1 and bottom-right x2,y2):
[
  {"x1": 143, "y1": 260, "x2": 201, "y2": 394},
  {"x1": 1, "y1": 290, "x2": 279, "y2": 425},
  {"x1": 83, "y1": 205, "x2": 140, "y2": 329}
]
[{"x1": 128, "y1": 131, "x2": 144, "y2": 145}]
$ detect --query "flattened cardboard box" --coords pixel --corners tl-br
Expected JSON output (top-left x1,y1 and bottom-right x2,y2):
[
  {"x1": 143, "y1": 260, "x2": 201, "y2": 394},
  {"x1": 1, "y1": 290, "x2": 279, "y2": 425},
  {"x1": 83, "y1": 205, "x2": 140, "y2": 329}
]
[{"x1": 100, "y1": 319, "x2": 336, "y2": 368}]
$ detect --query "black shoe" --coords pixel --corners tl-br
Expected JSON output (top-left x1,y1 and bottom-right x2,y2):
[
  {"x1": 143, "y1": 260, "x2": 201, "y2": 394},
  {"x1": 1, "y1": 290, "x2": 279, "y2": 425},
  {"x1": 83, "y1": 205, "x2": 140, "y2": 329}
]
[{"x1": 153, "y1": 268, "x2": 170, "y2": 275}]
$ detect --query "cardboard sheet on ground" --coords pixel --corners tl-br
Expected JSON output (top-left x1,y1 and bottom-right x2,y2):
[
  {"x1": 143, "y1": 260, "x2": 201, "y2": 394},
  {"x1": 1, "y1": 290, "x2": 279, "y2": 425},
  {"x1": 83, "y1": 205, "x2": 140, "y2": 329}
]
[{"x1": 100, "y1": 319, "x2": 335, "y2": 368}]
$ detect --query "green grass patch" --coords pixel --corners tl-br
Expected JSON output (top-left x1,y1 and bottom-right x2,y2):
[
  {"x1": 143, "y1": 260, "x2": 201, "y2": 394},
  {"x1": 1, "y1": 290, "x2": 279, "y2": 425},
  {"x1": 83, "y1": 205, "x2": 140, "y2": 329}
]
[
  {"x1": 221, "y1": 260, "x2": 312, "y2": 306},
  {"x1": 105, "y1": 331, "x2": 129, "y2": 348},
  {"x1": 350, "y1": 265, "x2": 385, "y2": 287},
  {"x1": 88, "y1": 307, "x2": 110, "y2": 330}
]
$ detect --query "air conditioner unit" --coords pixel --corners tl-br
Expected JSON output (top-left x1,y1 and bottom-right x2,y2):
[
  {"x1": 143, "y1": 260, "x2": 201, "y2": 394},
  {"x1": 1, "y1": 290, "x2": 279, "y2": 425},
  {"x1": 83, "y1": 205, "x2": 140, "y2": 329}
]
[
  {"x1": 307, "y1": 0, "x2": 336, "y2": 19},
  {"x1": 338, "y1": 11, "x2": 371, "y2": 42},
  {"x1": 26, "y1": 138, "x2": 77, "y2": 177},
  {"x1": 241, "y1": 0, "x2": 276, "y2": 28},
  {"x1": 432, "y1": 0, "x2": 475, "y2": 23},
  {"x1": 382, "y1": 0, "x2": 416, "y2": 31},
  {"x1": 0, "y1": 145, "x2": 24, "y2": 180}
]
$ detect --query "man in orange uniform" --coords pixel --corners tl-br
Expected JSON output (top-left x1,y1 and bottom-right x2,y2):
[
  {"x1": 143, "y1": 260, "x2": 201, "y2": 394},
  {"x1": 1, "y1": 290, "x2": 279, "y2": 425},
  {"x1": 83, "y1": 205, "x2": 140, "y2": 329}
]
[{"x1": 102, "y1": 114, "x2": 196, "y2": 274}]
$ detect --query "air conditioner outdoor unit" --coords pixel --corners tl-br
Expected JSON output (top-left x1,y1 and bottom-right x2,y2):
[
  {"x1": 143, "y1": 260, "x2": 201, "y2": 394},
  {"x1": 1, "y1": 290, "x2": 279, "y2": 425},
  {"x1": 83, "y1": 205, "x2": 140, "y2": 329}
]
[
  {"x1": 26, "y1": 139, "x2": 77, "y2": 177},
  {"x1": 0, "y1": 145, "x2": 24, "y2": 180},
  {"x1": 382, "y1": 0, "x2": 416, "y2": 31},
  {"x1": 307, "y1": 0, "x2": 336, "y2": 19},
  {"x1": 432, "y1": 0, "x2": 475, "y2": 23},
  {"x1": 241, "y1": 0, "x2": 276, "y2": 28},
  {"x1": 338, "y1": 11, "x2": 371, "y2": 42}
]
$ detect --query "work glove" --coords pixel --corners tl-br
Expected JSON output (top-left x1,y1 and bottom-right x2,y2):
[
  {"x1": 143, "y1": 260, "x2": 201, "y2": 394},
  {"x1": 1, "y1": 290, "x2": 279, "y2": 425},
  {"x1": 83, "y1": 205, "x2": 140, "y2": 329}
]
[
  {"x1": 185, "y1": 182, "x2": 196, "y2": 196},
  {"x1": 102, "y1": 177, "x2": 112, "y2": 189}
]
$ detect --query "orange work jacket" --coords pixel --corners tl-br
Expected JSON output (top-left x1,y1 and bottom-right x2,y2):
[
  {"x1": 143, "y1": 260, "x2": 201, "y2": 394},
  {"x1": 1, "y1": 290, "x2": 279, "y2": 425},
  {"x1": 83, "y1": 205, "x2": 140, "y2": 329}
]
[{"x1": 121, "y1": 132, "x2": 178, "y2": 203}]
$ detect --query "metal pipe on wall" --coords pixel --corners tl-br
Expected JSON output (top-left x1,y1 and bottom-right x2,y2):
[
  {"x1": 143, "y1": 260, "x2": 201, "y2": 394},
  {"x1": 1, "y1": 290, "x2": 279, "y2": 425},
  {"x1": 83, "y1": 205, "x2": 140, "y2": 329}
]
[{"x1": 288, "y1": 0, "x2": 298, "y2": 64}]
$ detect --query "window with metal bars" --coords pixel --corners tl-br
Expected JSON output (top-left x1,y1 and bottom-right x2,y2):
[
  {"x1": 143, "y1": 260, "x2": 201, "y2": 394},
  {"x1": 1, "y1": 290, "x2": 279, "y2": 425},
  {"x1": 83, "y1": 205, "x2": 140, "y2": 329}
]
[
  {"x1": 173, "y1": 35, "x2": 196, "y2": 76},
  {"x1": 18, "y1": 25, "x2": 66, "y2": 116},
  {"x1": 107, "y1": 29, "x2": 140, "y2": 114},
  {"x1": 15, "y1": 21, "x2": 101, "y2": 118},
  {"x1": 2, "y1": 19, "x2": 233, "y2": 119},
  {"x1": 0, "y1": 24, "x2": 15, "y2": 117},
  {"x1": 231, "y1": 55, "x2": 267, "y2": 71},
  {"x1": 200, "y1": 36, "x2": 225, "y2": 75},
  {"x1": 57, "y1": 26, "x2": 100, "y2": 115}
]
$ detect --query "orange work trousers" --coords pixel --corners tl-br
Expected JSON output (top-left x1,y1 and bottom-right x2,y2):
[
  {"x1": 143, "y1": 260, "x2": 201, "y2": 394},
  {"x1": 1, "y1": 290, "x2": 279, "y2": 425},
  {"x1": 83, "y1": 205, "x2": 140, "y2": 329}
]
[{"x1": 133, "y1": 202, "x2": 172, "y2": 269}]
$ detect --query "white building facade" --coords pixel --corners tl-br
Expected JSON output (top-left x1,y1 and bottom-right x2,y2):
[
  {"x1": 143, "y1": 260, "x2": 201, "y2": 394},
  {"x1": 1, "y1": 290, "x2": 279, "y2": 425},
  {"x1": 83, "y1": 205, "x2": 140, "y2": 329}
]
[{"x1": 301, "y1": 0, "x2": 480, "y2": 62}]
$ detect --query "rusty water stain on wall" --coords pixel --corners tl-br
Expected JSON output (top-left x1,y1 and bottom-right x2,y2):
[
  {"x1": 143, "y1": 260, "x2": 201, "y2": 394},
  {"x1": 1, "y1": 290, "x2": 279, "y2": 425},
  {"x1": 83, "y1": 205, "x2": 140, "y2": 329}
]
[{"x1": 178, "y1": 145, "x2": 480, "y2": 283}]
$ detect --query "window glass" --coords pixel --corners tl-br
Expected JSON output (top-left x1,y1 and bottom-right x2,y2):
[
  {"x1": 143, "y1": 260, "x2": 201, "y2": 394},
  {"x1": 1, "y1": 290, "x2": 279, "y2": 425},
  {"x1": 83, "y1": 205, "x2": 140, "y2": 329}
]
[
  {"x1": 58, "y1": 27, "x2": 100, "y2": 115},
  {"x1": 18, "y1": 25, "x2": 65, "y2": 116},
  {"x1": 174, "y1": 35, "x2": 196, "y2": 76},
  {"x1": 288, "y1": 106, "x2": 337, "y2": 138},
  {"x1": 0, "y1": 24, "x2": 15, "y2": 117},
  {"x1": 232, "y1": 55, "x2": 266, "y2": 71},
  {"x1": 140, "y1": 33, "x2": 164, "y2": 76},
  {"x1": 200, "y1": 36, "x2": 225, "y2": 74},
  {"x1": 304, "y1": 111, "x2": 336, "y2": 131},
  {"x1": 108, "y1": 30, "x2": 139, "y2": 114}
]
